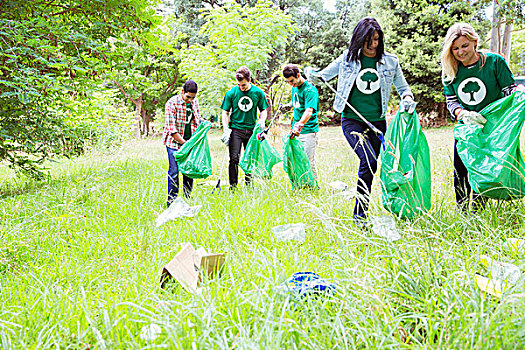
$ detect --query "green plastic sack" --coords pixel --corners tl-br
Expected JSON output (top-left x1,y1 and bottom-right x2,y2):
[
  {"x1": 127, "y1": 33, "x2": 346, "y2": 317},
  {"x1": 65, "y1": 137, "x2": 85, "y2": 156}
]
[
  {"x1": 239, "y1": 125, "x2": 282, "y2": 178},
  {"x1": 174, "y1": 120, "x2": 212, "y2": 179},
  {"x1": 380, "y1": 107, "x2": 431, "y2": 219},
  {"x1": 282, "y1": 135, "x2": 318, "y2": 189},
  {"x1": 455, "y1": 91, "x2": 525, "y2": 200}
]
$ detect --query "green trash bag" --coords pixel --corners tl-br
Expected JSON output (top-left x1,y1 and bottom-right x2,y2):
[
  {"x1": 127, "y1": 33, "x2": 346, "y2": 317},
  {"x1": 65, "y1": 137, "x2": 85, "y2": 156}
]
[
  {"x1": 380, "y1": 107, "x2": 431, "y2": 219},
  {"x1": 282, "y1": 135, "x2": 318, "y2": 189},
  {"x1": 455, "y1": 91, "x2": 525, "y2": 200},
  {"x1": 174, "y1": 120, "x2": 212, "y2": 179},
  {"x1": 239, "y1": 125, "x2": 282, "y2": 178}
]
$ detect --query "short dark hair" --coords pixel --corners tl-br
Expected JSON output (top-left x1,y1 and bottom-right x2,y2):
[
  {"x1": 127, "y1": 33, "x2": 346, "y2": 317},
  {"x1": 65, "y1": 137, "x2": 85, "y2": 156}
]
[
  {"x1": 282, "y1": 64, "x2": 300, "y2": 79},
  {"x1": 235, "y1": 67, "x2": 251, "y2": 82},
  {"x1": 183, "y1": 80, "x2": 198, "y2": 93},
  {"x1": 347, "y1": 17, "x2": 384, "y2": 62}
]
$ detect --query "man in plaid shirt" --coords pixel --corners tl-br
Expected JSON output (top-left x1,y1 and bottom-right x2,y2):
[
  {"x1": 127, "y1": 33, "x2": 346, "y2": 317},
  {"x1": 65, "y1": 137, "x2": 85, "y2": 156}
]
[{"x1": 162, "y1": 80, "x2": 202, "y2": 207}]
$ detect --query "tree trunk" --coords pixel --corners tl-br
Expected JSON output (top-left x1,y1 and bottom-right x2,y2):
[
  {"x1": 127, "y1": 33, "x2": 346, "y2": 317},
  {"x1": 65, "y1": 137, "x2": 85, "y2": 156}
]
[
  {"x1": 490, "y1": 0, "x2": 501, "y2": 53},
  {"x1": 134, "y1": 95, "x2": 143, "y2": 139},
  {"x1": 502, "y1": 21, "x2": 513, "y2": 61}
]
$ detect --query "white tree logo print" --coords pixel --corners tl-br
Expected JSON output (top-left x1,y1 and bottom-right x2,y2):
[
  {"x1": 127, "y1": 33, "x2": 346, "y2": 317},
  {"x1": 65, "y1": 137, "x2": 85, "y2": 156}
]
[{"x1": 238, "y1": 96, "x2": 254, "y2": 112}]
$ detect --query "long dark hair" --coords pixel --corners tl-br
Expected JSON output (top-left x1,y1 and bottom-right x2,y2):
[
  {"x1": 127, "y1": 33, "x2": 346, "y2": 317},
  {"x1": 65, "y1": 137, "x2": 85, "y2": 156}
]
[{"x1": 346, "y1": 17, "x2": 384, "y2": 62}]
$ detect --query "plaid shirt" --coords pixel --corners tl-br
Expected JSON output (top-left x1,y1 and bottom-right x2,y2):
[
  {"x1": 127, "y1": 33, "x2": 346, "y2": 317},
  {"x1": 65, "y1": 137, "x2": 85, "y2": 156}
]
[{"x1": 162, "y1": 94, "x2": 202, "y2": 149}]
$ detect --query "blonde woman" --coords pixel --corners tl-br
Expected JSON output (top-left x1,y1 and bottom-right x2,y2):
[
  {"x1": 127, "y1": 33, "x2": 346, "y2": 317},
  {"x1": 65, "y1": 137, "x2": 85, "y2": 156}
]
[{"x1": 441, "y1": 23, "x2": 525, "y2": 210}]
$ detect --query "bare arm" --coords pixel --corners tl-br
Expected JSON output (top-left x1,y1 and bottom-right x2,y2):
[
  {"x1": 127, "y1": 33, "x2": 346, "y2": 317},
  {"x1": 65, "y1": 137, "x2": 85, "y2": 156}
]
[
  {"x1": 299, "y1": 108, "x2": 313, "y2": 125},
  {"x1": 259, "y1": 109, "x2": 268, "y2": 128},
  {"x1": 171, "y1": 132, "x2": 186, "y2": 145},
  {"x1": 221, "y1": 110, "x2": 230, "y2": 131}
]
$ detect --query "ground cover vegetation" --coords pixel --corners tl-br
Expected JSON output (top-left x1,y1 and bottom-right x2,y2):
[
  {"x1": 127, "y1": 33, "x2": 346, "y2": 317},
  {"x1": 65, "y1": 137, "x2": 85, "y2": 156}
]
[
  {"x1": 3, "y1": 128, "x2": 525, "y2": 348},
  {"x1": 2, "y1": 0, "x2": 525, "y2": 348}
]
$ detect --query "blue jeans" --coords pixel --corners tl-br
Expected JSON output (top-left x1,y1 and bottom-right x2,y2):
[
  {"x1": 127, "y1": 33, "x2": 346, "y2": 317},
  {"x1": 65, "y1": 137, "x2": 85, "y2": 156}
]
[
  {"x1": 341, "y1": 118, "x2": 387, "y2": 218},
  {"x1": 167, "y1": 146, "x2": 193, "y2": 207}
]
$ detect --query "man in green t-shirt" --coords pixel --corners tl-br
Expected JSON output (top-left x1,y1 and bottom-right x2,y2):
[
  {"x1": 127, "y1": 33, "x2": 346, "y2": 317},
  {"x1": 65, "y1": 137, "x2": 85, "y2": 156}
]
[
  {"x1": 283, "y1": 64, "x2": 320, "y2": 178},
  {"x1": 220, "y1": 66, "x2": 268, "y2": 188}
]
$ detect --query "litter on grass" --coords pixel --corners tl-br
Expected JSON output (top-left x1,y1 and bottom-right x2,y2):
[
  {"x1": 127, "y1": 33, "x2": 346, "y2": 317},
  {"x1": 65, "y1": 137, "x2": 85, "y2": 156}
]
[
  {"x1": 475, "y1": 274, "x2": 505, "y2": 298},
  {"x1": 271, "y1": 223, "x2": 306, "y2": 242},
  {"x1": 140, "y1": 323, "x2": 162, "y2": 341},
  {"x1": 160, "y1": 242, "x2": 225, "y2": 291},
  {"x1": 370, "y1": 216, "x2": 401, "y2": 241},
  {"x1": 476, "y1": 255, "x2": 521, "y2": 298},
  {"x1": 480, "y1": 255, "x2": 520, "y2": 284},
  {"x1": 276, "y1": 272, "x2": 336, "y2": 299},
  {"x1": 329, "y1": 181, "x2": 349, "y2": 191},
  {"x1": 503, "y1": 238, "x2": 525, "y2": 254},
  {"x1": 155, "y1": 198, "x2": 202, "y2": 228}
]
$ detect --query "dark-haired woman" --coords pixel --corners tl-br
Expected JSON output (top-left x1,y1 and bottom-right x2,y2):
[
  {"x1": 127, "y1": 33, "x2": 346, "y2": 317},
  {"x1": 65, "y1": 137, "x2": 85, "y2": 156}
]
[{"x1": 311, "y1": 17, "x2": 415, "y2": 223}]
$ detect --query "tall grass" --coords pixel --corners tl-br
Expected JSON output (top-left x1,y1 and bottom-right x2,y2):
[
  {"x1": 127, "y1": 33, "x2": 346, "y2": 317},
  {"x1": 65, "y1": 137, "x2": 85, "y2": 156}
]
[{"x1": 1, "y1": 126, "x2": 525, "y2": 349}]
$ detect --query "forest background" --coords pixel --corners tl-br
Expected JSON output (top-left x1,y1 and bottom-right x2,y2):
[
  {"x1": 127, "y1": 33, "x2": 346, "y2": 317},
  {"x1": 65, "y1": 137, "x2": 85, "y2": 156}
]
[{"x1": 0, "y1": 0, "x2": 524, "y2": 175}]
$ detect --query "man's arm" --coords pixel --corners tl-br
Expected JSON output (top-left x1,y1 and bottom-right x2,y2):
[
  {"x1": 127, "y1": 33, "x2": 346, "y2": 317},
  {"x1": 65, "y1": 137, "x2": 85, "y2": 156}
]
[
  {"x1": 258, "y1": 109, "x2": 268, "y2": 129},
  {"x1": 171, "y1": 132, "x2": 186, "y2": 145},
  {"x1": 298, "y1": 108, "x2": 313, "y2": 125},
  {"x1": 291, "y1": 107, "x2": 313, "y2": 137},
  {"x1": 221, "y1": 109, "x2": 230, "y2": 132}
]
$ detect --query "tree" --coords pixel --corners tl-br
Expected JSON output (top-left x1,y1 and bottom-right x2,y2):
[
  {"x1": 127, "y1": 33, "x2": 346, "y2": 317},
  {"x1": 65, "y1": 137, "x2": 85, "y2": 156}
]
[
  {"x1": 372, "y1": 0, "x2": 486, "y2": 125},
  {"x1": 178, "y1": 0, "x2": 294, "y2": 118},
  {"x1": 490, "y1": 0, "x2": 525, "y2": 60},
  {"x1": 362, "y1": 71, "x2": 379, "y2": 90},
  {"x1": 105, "y1": 19, "x2": 181, "y2": 137},
  {"x1": 463, "y1": 81, "x2": 481, "y2": 102},
  {"x1": 0, "y1": 0, "x2": 159, "y2": 175}
]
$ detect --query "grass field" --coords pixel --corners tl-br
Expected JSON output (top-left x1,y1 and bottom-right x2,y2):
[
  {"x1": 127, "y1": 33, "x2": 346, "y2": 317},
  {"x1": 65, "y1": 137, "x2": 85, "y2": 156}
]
[{"x1": 2, "y1": 125, "x2": 525, "y2": 349}]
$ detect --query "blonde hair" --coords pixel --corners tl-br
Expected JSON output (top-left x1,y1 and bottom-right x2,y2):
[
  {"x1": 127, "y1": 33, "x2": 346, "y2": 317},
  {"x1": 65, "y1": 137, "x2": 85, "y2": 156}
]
[{"x1": 441, "y1": 23, "x2": 485, "y2": 84}]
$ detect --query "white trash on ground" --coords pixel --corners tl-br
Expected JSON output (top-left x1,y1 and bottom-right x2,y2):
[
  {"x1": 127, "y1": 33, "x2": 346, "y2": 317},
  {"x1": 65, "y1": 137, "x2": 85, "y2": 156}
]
[
  {"x1": 155, "y1": 198, "x2": 202, "y2": 228},
  {"x1": 329, "y1": 181, "x2": 349, "y2": 191},
  {"x1": 329, "y1": 181, "x2": 357, "y2": 199},
  {"x1": 140, "y1": 323, "x2": 162, "y2": 341},
  {"x1": 370, "y1": 216, "x2": 401, "y2": 241},
  {"x1": 271, "y1": 223, "x2": 306, "y2": 242},
  {"x1": 476, "y1": 255, "x2": 521, "y2": 298},
  {"x1": 475, "y1": 274, "x2": 505, "y2": 298},
  {"x1": 480, "y1": 255, "x2": 520, "y2": 285}
]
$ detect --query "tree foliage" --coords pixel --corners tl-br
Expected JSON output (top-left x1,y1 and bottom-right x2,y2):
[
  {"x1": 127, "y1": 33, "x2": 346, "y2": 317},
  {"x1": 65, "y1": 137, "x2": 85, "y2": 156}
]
[
  {"x1": 178, "y1": 0, "x2": 294, "y2": 117},
  {"x1": 0, "y1": 0, "x2": 159, "y2": 175}
]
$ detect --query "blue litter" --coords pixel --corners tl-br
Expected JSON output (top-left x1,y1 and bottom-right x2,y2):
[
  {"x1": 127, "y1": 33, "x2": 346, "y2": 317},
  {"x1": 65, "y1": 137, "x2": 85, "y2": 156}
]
[{"x1": 278, "y1": 272, "x2": 337, "y2": 299}]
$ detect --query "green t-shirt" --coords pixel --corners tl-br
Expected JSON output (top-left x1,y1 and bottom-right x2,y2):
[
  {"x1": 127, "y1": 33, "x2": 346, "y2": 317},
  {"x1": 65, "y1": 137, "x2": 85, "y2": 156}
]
[
  {"x1": 443, "y1": 52, "x2": 515, "y2": 112},
  {"x1": 342, "y1": 54, "x2": 382, "y2": 122},
  {"x1": 291, "y1": 79, "x2": 319, "y2": 134},
  {"x1": 220, "y1": 84, "x2": 269, "y2": 130},
  {"x1": 183, "y1": 102, "x2": 193, "y2": 140}
]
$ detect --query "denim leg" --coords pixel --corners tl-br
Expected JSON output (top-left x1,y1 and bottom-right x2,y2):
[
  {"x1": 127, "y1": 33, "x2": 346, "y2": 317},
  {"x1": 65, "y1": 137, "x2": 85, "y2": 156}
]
[
  {"x1": 166, "y1": 146, "x2": 180, "y2": 207},
  {"x1": 341, "y1": 118, "x2": 386, "y2": 218}
]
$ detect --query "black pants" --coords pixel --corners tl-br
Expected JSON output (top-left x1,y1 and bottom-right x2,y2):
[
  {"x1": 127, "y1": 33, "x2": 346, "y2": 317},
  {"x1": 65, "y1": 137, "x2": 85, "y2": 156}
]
[
  {"x1": 341, "y1": 118, "x2": 387, "y2": 218},
  {"x1": 228, "y1": 128, "x2": 253, "y2": 187},
  {"x1": 453, "y1": 139, "x2": 486, "y2": 209}
]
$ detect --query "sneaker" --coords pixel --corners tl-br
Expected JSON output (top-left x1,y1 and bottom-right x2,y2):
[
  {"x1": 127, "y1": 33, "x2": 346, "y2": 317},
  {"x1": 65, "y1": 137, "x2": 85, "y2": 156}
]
[{"x1": 352, "y1": 214, "x2": 369, "y2": 229}]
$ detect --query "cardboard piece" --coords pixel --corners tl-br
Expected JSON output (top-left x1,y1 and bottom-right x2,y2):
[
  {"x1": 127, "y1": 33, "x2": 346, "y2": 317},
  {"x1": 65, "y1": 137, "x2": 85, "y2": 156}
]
[{"x1": 160, "y1": 243, "x2": 226, "y2": 291}]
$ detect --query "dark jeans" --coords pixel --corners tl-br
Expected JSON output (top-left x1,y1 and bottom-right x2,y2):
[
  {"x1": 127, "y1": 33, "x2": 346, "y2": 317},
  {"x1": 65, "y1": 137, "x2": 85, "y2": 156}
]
[
  {"x1": 453, "y1": 139, "x2": 486, "y2": 210},
  {"x1": 341, "y1": 118, "x2": 387, "y2": 218},
  {"x1": 228, "y1": 128, "x2": 253, "y2": 187},
  {"x1": 167, "y1": 146, "x2": 193, "y2": 207}
]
